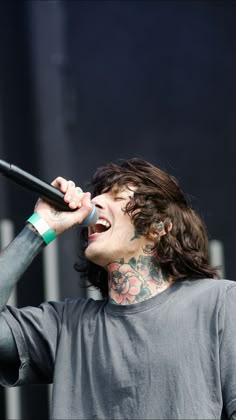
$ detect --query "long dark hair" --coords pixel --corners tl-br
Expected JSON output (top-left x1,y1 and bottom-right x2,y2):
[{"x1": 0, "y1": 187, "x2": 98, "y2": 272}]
[{"x1": 75, "y1": 158, "x2": 218, "y2": 297}]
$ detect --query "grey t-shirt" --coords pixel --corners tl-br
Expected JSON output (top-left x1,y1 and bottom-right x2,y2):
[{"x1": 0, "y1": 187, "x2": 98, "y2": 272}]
[{"x1": 1, "y1": 278, "x2": 236, "y2": 419}]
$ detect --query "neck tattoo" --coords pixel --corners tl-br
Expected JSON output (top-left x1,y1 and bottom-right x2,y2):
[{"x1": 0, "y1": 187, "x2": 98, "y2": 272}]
[{"x1": 107, "y1": 255, "x2": 172, "y2": 305}]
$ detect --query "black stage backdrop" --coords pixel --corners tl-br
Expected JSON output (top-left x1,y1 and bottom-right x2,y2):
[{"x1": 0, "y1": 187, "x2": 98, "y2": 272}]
[{"x1": 0, "y1": 1, "x2": 235, "y2": 418}]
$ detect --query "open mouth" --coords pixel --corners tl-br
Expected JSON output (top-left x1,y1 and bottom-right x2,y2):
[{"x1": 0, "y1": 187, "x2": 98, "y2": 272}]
[{"x1": 89, "y1": 218, "x2": 111, "y2": 235}]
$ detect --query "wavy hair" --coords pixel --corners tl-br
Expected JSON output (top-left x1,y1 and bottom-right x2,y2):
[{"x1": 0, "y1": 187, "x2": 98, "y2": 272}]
[{"x1": 75, "y1": 158, "x2": 218, "y2": 297}]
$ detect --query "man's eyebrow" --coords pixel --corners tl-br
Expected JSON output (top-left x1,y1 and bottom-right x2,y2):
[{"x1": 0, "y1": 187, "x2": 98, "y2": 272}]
[
  {"x1": 108, "y1": 184, "x2": 135, "y2": 197},
  {"x1": 113, "y1": 189, "x2": 134, "y2": 196},
  {"x1": 111, "y1": 185, "x2": 126, "y2": 194}
]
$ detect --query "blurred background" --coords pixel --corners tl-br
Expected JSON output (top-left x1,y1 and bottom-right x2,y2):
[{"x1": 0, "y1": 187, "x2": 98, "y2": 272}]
[{"x1": 0, "y1": 0, "x2": 235, "y2": 418}]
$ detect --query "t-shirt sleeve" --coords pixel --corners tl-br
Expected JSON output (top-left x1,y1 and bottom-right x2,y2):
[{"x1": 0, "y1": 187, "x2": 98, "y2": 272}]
[
  {"x1": 220, "y1": 284, "x2": 236, "y2": 418},
  {"x1": 0, "y1": 301, "x2": 65, "y2": 386}
]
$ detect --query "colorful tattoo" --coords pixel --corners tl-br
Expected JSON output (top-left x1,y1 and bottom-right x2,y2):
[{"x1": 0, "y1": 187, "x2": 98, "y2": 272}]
[
  {"x1": 107, "y1": 255, "x2": 170, "y2": 305},
  {"x1": 130, "y1": 230, "x2": 141, "y2": 241}
]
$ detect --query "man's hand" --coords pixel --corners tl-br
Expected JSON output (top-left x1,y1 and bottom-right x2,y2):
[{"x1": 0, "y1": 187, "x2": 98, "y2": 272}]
[{"x1": 34, "y1": 177, "x2": 93, "y2": 235}]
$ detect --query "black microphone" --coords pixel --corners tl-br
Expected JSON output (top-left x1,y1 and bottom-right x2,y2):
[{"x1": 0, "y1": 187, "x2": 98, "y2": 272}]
[{"x1": 0, "y1": 159, "x2": 98, "y2": 227}]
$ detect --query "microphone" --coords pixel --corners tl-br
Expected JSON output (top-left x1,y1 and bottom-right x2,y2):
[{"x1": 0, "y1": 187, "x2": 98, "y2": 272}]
[{"x1": 0, "y1": 159, "x2": 99, "y2": 227}]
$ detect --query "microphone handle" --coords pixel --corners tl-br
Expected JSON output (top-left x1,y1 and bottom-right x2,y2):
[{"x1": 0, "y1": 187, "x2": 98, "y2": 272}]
[
  {"x1": 0, "y1": 160, "x2": 99, "y2": 226},
  {"x1": 4, "y1": 163, "x2": 73, "y2": 212}
]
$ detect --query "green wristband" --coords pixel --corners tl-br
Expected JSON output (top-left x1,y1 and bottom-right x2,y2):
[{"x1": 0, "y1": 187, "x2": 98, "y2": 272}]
[{"x1": 27, "y1": 213, "x2": 57, "y2": 245}]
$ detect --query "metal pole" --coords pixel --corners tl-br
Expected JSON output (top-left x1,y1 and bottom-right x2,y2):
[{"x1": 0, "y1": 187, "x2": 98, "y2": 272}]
[{"x1": 209, "y1": 239, "x2": 225, "y2": 278}]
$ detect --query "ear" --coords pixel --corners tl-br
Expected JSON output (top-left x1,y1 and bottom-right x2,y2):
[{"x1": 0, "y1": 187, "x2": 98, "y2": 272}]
[{"x1": 167, "y1": 221, "x2": 173, "y2": 233}]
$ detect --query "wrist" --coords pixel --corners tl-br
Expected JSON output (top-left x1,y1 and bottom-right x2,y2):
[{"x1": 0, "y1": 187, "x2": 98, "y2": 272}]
[{"x1": 26, "y1": 213, "x2": 57, "y2": 245}]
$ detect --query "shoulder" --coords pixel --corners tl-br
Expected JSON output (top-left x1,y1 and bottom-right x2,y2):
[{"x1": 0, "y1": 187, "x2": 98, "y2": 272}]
[
  {"x1": 62, "y1": 296, "x2": 108, "y2": 319},
  {"x1": 181, "y1": 278, "x2": 236, "y2": 293},
  {"x1": 176, "y1": 278, "x2": 236, "y2": 308},
  {"x1": 53, "y1": 297, "x2": 108, "y2": 333}
]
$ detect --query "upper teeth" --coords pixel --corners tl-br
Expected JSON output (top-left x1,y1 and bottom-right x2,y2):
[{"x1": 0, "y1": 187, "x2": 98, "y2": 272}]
[
  {"x1": 89, "y1": 219, "x2": 111, "y2": 234},
  {"x1": 97, "y1": 219, "x2": 110, "y2": 229}
]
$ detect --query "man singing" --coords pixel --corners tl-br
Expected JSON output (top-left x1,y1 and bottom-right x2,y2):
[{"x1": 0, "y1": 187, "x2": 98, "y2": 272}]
[{"x1": 0, "y1": 158, "x2": 235, "y2": 419}]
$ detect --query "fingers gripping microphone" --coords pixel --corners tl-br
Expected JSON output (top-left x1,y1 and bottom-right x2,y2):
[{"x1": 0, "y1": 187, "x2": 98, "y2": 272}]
[{"x1": 0, "y1": 159, "x2": 98, "y2": 227}]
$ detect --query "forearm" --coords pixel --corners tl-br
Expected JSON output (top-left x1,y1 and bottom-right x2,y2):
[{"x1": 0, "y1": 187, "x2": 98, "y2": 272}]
[
  {"x1": 0, "y1": 224, "x2": 44, "y2": 312},
  {"x1": 0, "y1": 176, "x2": 92, "y2": 312}
]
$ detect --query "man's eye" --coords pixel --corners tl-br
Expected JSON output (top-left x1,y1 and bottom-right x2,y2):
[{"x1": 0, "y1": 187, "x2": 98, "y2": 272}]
[{"x1": 114, "y1": 196, "x2": 125, "y2": 201}]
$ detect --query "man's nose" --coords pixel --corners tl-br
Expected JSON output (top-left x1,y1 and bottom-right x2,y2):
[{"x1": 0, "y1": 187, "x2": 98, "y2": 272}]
[{"x1": 91, "y1": 194, "x2": 106, "y2": 209}]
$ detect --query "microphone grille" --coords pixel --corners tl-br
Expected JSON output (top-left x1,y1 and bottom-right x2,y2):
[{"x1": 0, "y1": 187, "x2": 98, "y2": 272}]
[{"x1": 80, "y1": 205, "x2": 99, "y2": 227}]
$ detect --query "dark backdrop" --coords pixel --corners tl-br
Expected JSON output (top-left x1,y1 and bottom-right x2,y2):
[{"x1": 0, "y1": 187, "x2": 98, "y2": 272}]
[{"x1": 0, "y1": 1, "x2": 235, "y2": 418}]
